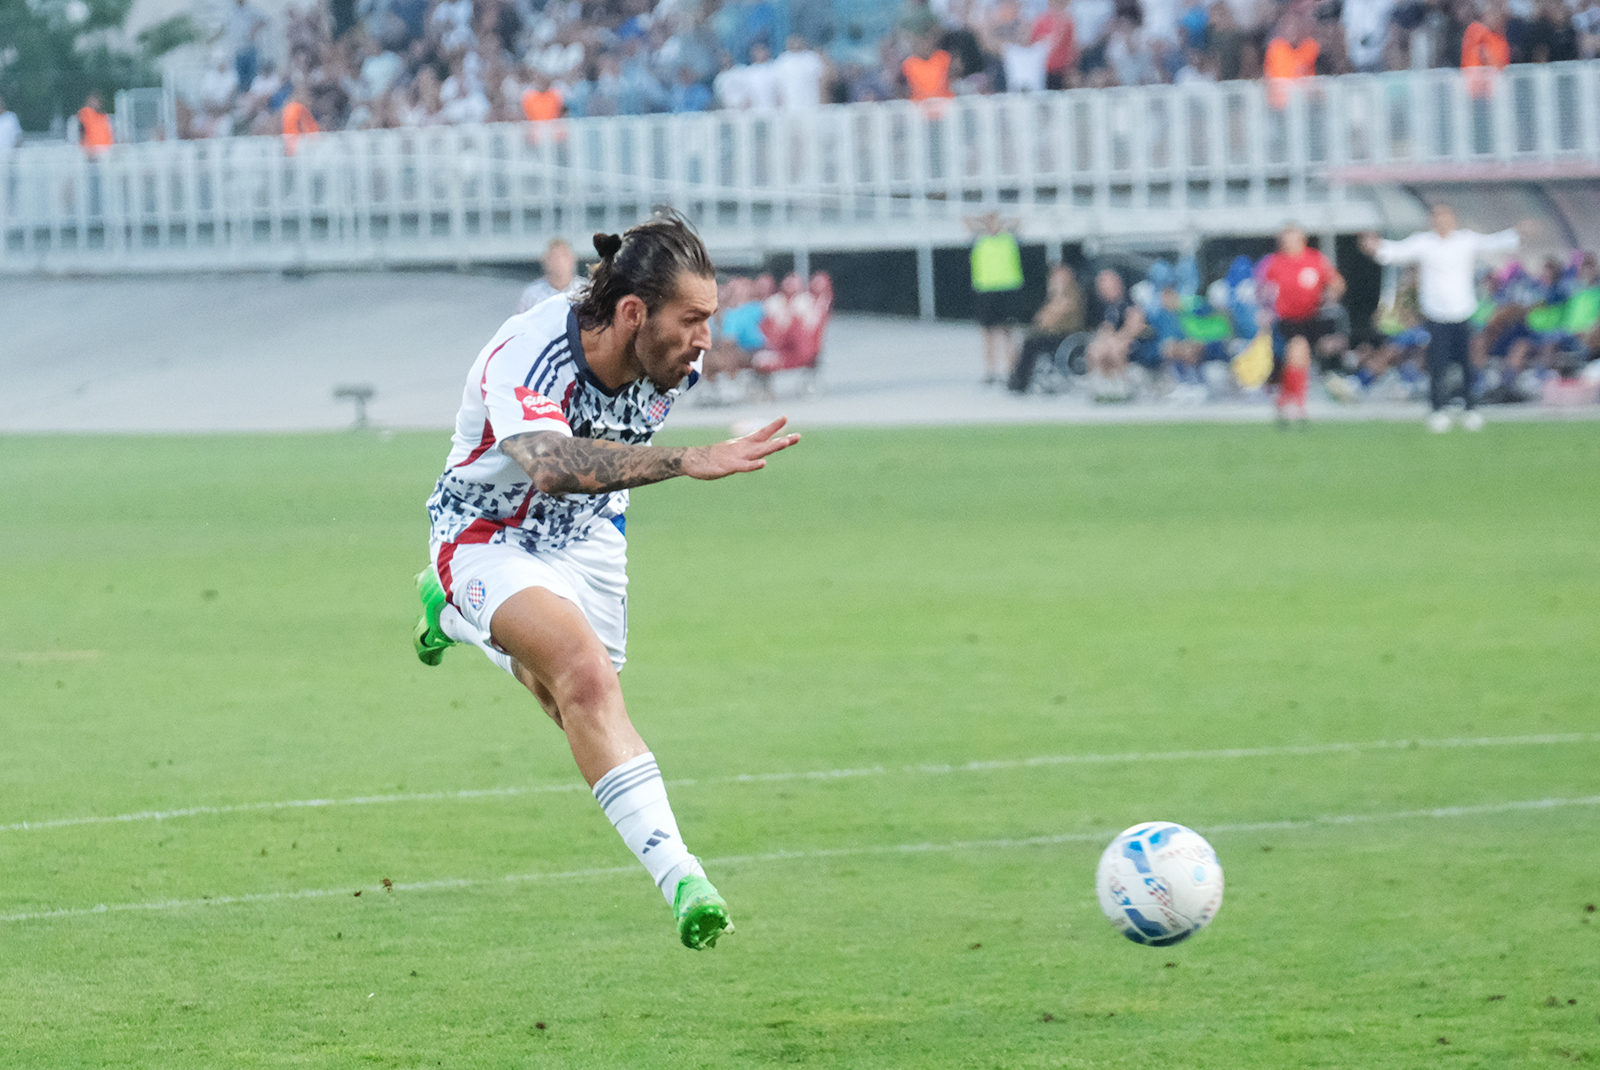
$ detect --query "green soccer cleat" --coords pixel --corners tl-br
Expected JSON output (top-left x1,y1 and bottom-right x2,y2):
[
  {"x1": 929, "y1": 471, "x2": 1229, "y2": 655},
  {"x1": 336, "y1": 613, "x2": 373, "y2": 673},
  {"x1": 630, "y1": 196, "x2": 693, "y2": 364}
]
[
  {"x1": 412, "y1": 566, "x2": 456, "y2": 667},
  {"x1": 673, "y1": 875, "x2": 734, "y2": 950}
]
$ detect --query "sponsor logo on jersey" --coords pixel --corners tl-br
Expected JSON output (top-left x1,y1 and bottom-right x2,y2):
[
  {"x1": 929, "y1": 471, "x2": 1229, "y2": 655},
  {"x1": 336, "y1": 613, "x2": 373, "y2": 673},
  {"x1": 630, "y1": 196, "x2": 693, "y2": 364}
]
[
  {"x1": 514, "y1": 387, "x2": 566, "y2": 423},
  {"x1": 465, "y1": 578, "x2": 487, "y2": 611}
]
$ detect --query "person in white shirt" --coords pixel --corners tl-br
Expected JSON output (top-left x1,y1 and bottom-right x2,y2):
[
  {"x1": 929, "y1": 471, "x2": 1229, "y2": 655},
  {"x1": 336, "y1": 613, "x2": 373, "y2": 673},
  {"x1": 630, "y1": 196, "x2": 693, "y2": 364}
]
[
  {"x1": 1361, "y1": 203, "x2": 1528, "y2": 432},
  {"x1": 0, "y1": 95, "x2": 24, "y2": 158},
  {"x1": 517, "y1": 237, "x2": 581, "y2": 313},
  {"x1": 712, "y1": 52, "x2": 751, "y2": 109},
  {"x1": 772, "y1": 35, "x2": 827, "y2": 110},
  {"x1": 740, "y1": 41, "x2": 782, "y2": 110}
]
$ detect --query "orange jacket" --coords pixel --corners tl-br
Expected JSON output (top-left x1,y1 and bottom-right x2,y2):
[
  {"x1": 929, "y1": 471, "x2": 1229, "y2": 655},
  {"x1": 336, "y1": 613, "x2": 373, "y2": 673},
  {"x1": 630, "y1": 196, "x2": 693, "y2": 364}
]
[
  {"x1": 1462, "y1": 22, "x2": 1510, "y2": 98},
  {"x1": 1264, "y1": 37, "x2": 1319, "y2": 108},
  {"x1": 1461, "y1": 22, "x2": 1510, "y2": 67},
  {"x1": 903, "y1": 50, "x2": 954, "y2": 102},
  {"x1": 77, "y1": 106, "x2": 114, "y2": 155},
  {"x1": 282, "y1": 100, "x2": 319, "y2": 154},
  {"x1": 521, "y1": 88, "x2": 562, "y2": 122}
]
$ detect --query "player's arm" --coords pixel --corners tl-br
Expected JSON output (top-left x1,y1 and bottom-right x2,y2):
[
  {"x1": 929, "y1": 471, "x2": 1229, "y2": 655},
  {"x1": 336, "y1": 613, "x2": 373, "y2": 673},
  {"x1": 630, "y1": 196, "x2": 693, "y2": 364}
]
[{"x1": 501, "y1": 416, "x2": 800, "y2": 495}]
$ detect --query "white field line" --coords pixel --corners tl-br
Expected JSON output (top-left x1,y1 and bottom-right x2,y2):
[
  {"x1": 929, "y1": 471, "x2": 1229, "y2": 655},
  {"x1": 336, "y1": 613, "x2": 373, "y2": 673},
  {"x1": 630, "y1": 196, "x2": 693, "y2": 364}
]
[
  {"x1": 6, "y1": 732, "x2": 1600, "y2": 836},
  {"x1": 4, "y1": 793, "x2": 1598, "y2": 925}
]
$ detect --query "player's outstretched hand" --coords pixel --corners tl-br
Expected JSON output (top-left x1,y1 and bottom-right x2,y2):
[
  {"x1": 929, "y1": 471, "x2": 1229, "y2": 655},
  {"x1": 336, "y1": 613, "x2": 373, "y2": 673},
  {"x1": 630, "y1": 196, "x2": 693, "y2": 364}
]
[{"x1": 684, "y1": 417, "x2": 801, "y2": 480}]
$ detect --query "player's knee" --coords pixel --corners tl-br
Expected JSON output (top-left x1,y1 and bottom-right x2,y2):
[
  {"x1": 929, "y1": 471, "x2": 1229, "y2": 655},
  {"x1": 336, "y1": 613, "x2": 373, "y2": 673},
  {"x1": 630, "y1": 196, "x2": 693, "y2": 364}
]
[{"x1": 550, "y1": 651, "x2": 620, "y2": 717}]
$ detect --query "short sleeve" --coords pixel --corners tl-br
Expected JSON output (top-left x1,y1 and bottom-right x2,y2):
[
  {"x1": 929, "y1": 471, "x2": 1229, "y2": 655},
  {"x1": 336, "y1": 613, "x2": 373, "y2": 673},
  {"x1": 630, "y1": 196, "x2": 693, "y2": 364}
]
[{"x1": 479, "y1": 334, "x2": 574, "y2": 443}]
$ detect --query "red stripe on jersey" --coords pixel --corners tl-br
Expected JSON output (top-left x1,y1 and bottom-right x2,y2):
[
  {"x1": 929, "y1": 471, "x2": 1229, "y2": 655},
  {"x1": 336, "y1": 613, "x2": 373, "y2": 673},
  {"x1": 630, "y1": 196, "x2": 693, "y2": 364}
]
[
  {"x1": 452, "y1": 419, "x2": 496, "y2": 472},
  {"x1": 437, "y1": 517, "x2": 501, "y2": 606}
]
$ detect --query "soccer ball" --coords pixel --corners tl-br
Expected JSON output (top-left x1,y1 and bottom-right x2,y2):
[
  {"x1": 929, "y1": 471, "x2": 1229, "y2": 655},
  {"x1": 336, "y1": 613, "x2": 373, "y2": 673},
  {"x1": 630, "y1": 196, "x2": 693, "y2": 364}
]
[{"x1": 1095, "y1": 822, "x2": 1224, "y2": 946}]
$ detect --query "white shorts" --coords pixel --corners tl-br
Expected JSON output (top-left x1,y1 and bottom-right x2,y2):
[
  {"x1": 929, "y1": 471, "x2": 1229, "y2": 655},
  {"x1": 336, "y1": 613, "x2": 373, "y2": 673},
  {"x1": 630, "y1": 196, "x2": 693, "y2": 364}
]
[{"x1": 432, "y1": 520, "x2": 629, "y2": 673}]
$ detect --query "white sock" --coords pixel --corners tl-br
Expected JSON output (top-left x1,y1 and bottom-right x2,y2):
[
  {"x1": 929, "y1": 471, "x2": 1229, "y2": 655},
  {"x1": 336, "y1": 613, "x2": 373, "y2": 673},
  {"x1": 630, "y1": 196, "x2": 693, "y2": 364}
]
[
  {"x1": 440, "y1": 603, "x2": 476, "y2": 644},
  {"x1": 440, "y1": 604, "x2": 517, "y2": 675},
  {"x1": 592, "y1": 752, "x2": 704, "y2": 904}
]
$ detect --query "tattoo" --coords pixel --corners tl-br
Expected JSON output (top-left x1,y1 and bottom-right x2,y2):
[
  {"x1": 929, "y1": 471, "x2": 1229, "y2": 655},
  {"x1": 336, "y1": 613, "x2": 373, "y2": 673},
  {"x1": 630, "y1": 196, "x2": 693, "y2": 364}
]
[{"x1": 502, "y1": 432, "x2": 691, "y2": 495}]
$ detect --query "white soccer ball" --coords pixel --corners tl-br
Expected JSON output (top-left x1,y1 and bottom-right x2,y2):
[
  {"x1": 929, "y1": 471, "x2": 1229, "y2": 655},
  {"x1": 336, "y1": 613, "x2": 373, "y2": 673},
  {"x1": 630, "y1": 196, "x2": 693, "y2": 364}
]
[{"x1": 1095, "y1": 822, "x2": 1224, "y2": 946}]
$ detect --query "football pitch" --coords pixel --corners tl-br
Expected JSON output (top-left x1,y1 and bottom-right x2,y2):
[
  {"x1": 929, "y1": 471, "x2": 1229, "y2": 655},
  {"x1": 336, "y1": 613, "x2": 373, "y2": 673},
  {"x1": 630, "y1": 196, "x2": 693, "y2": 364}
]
[{"x1": 2, "y1": 421, "x2": 1597, "y2": 1069}]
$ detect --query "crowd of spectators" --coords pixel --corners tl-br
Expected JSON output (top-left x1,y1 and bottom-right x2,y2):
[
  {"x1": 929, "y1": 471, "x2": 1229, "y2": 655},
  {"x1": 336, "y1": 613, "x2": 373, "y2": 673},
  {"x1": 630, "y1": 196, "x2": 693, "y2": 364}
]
[{"x1": 162, "y1": 0, "x2": 1600, "y2": 142}]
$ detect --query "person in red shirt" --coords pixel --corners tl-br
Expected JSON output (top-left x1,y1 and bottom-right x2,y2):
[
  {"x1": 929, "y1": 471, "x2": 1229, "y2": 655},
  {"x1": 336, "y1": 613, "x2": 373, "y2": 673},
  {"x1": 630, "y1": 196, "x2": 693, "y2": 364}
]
[
  {"x1": 1258, "y1": 224, "x2": 1346, "y2": 418},
  {"x1": 1031, "y1": 0, "x2": 1077, "y2": 90},
  {"x1": 1260, "y1": 224, "x2": 1345, "y2": 346}
]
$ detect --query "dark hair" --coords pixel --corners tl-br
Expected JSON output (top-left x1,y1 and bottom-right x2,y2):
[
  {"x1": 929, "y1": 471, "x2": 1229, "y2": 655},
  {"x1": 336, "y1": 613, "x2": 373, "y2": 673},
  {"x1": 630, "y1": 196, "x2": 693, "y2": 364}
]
[{"x1": 574, "y1": 208, "x2": 715, "y2": 330}]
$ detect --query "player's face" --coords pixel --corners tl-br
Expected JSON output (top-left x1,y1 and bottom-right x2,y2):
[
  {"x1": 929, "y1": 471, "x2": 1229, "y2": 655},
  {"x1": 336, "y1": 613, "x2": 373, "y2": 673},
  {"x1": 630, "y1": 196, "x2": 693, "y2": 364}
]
[{"x1": 635, "y1": 272, "x2": 718, "y2": 391}]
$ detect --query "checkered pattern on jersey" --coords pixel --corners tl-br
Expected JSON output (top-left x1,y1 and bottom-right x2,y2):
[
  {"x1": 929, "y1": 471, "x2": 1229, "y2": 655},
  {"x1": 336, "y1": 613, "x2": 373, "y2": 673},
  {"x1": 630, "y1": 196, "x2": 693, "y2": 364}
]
[{"x1": 427, "y1": 298, "x2": 693, "y2": 555}]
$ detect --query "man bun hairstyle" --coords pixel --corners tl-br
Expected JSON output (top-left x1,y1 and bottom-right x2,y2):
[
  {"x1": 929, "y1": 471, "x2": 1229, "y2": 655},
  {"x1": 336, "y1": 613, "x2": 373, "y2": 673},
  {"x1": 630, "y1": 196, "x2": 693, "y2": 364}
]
[{"x1": 574, "y1": 207, "x2": 715, "y2": 330}]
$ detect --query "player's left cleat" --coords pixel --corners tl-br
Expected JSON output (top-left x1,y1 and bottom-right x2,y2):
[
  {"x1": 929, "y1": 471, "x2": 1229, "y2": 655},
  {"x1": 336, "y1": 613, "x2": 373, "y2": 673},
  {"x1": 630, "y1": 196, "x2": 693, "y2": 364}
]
[
  {"x1": 412, "y1": 566, "x2": 456, "y2": 667},
  {"x1": 673, "y1": 875, "x2": 734, "y2": 950}
]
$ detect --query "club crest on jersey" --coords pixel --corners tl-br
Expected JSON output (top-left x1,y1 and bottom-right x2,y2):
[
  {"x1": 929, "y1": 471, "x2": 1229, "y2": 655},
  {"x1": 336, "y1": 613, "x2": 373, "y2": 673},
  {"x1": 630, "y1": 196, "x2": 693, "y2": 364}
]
[
  {"x1": 514, "y1": 387, "x2": 565, "y2": 423},
  {"x1": 646, "y1": 396, "x2": 670, "y2": 423},
  {"x1": 465, "y1": 578, "x2": 487, "y2": 611}
]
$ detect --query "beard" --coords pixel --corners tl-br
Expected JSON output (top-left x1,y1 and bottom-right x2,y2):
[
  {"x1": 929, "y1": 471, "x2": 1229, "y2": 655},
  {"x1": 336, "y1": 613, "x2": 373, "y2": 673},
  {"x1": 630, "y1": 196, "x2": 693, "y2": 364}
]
[{"x1": 626, "y1": 324, "x2": 695, "y2": 392}]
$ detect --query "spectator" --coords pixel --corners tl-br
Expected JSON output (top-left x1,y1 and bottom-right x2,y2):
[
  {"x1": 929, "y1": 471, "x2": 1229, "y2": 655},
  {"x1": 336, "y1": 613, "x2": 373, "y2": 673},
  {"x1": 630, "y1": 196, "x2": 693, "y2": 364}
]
[
  {"x1": 990, "y1": 4, "x2": 1054, "y2": 91},
  {"x1": 517, "y1": 238, "x2": 580, "y2": 313},
  {"x1": 0, "y1": 95, "x2": 20, "y2": 158},
  {"x1": 741, "y1": 40, "x2": 782, "y2": 109},
  {"x1": 198, "y1": 53, "x2": 240, "y2": 138},
  {"x1": 902, "y1": 38, "x2": 956, "y2": 100},
  {"x1": 1033, "y1": 0, "x2": 1078, "y2": 88},
  {"x1": 1206, "y1": 0, "x2": 1253, "y2": 80},
  {"x1": 223, "y1": 0, "x2": 270, "y2": 92},
  {"x1": 77, "y1": 94, "x2": 114, "y2": 156},
  {"x1": 966, "y1": 211, "x2": 1026, "y2": 384},
  {"x1": 1342, "y1": 0, "x2": 1396, "y2": 70},
  {"x1": 1361, "y1": 203, "x2": 1527, "y2": 431},
  {"x1": 1008, "y1": 263, "x2": 1088, "y2": 392},
  {"x1": 670, "y1": 65, "x2": 713, "y2": 112},
  {"x1": 1462, "y1": 8, "x2": 1511, "y2": 96},
  {"x1": 1264, "y1": 32, "x2": 1319, "y2": 108},
  {"x1": 519, "y1": 72, "x2": 561, "y2": 120},
  {"x1": 1085, "y1": 267, "x2": 1146, "y2": 400},
  {"x1": 713, "y1": 51, "x2": 752, "y2": 109},
  {"x1": 1576, "y1": 0, "x2": 1600, "y2": 59},
  {"x1": 282, "y1": 90, "x2": 320, "y2": 154},
  {"x1": 772, "y1": 35, "x2": 827, "y2": 110}
]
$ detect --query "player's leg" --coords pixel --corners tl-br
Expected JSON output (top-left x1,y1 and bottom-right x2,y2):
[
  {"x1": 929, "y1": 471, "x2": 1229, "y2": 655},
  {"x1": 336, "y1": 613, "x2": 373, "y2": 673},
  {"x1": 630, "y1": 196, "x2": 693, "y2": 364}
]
[{"x1": 489, "y1": 586, "x2": 734, "y2": 949}]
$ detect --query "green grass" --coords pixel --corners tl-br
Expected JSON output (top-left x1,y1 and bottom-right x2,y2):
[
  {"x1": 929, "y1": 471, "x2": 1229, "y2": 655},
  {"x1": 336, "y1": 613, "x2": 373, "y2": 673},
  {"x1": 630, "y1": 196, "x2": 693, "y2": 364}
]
[{"x1": 1, "y1": 421, "x2": 1598, "y2": 1069}]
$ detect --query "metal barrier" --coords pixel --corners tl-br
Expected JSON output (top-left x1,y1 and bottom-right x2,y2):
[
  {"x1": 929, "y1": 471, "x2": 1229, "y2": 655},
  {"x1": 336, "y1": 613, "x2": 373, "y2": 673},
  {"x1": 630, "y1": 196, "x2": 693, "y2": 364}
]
[{"x1": 3, "y1": 61, "x2": 1598, "y2": 277}]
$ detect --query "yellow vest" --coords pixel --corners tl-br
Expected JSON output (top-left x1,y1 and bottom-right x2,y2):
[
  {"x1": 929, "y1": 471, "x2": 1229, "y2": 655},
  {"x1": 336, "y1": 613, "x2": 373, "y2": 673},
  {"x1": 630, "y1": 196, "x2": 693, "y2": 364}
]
[{"x1": 971, "y1": 233, "x2": 1023, "y2": 293}]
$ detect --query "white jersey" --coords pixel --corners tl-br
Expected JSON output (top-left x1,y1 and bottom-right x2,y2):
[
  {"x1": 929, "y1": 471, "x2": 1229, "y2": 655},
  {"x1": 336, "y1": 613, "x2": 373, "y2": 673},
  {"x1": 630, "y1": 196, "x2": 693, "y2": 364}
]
[{"x1": 427, "y1": 294, "x2": 695, "y2": 558}]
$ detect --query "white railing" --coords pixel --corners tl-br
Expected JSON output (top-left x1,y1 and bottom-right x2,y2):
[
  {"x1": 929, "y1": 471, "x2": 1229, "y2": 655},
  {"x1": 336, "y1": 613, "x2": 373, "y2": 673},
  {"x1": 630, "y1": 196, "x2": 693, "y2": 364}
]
[{"x1": 3, "y1": 61, "x2": 1598, "y2": 276}]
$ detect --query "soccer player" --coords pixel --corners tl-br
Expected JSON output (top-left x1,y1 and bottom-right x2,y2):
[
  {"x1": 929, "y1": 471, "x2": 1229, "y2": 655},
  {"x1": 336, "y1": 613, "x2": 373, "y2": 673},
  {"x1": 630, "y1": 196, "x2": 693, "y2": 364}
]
[{"x1": 413, "y1": 211, "x2": 800, "y2": 949}]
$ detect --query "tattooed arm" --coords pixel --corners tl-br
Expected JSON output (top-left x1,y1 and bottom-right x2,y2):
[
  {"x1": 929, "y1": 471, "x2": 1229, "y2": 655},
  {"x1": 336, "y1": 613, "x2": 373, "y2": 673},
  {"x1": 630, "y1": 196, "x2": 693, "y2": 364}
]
[{"x1": 502, "y1": 416, "x2": 801, "y2": 495}]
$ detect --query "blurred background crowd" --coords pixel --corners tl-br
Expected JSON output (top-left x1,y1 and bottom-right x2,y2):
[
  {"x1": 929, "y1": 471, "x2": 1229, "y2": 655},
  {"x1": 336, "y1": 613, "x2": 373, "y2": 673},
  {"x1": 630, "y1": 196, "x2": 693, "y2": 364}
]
[{"x1": 7, "y1": 0, "x2": 1597, "y2": 143}]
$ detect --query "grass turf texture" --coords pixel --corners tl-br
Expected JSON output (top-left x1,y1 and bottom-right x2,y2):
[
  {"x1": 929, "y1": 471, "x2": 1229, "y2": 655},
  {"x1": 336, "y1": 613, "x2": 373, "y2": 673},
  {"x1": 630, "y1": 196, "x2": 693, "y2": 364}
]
[{"x1": 1, "y1": 421, "x2": 1597, "y2": 1069}]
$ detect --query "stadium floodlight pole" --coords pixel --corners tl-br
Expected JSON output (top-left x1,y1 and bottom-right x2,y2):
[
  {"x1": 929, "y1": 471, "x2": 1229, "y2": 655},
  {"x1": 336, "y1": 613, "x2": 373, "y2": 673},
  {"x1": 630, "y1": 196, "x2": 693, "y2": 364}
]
[{"x1": 412, "y1": 209, "x2": 799, "y2": 950}]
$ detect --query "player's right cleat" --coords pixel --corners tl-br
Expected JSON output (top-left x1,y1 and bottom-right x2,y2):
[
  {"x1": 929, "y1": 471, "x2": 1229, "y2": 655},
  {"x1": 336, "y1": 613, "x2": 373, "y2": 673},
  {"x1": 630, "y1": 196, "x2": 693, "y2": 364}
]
[
  {"x1": 673, "y1": 875, "x2": 734, "y2": 950},
  {"x1": 412, "y1": 566, "x2": 456, "y2": 667}
]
